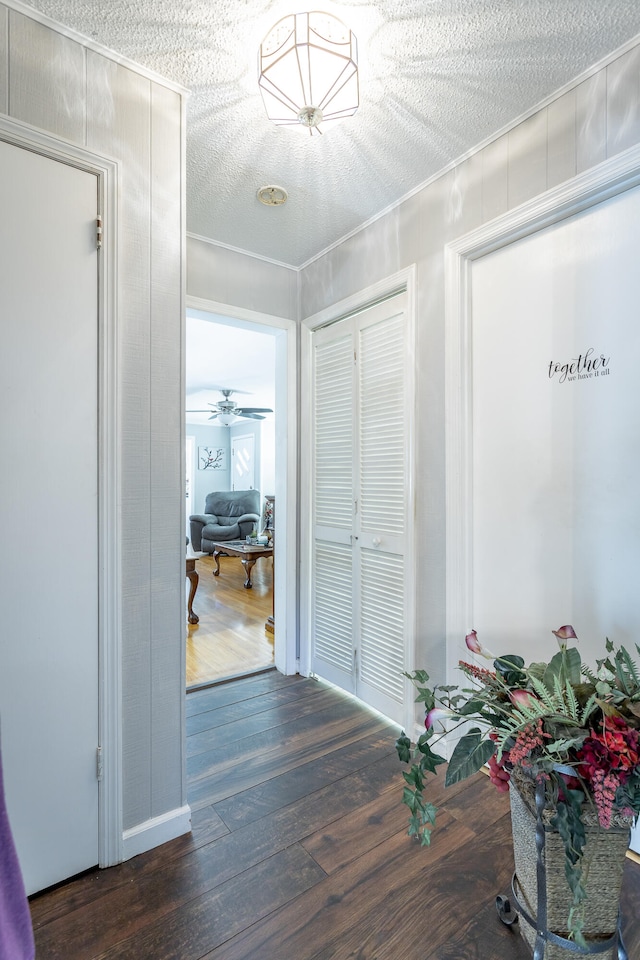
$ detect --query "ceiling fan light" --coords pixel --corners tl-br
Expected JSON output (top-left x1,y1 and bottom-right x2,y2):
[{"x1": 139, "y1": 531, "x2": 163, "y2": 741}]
[
  {"x1": 216, "y1": 412, "x2": 238, "y2": 426},
  {"x1": 258, "y1": 11, "x2": 358, "y2": 135}
]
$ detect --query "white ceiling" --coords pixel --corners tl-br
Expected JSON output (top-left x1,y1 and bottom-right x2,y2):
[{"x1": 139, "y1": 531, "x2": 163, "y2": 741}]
[
  {"x1": 185, "y1": 312, "x2": 276, "y2": 425},
  {"x1": 24, "y1": 1, "x2": 640, "y2": 268}
]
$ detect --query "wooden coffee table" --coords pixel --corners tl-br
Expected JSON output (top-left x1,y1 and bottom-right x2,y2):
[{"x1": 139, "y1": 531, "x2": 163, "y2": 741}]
[{"x1": 210, "y1": 539, "x2": 273, "y2": 589}]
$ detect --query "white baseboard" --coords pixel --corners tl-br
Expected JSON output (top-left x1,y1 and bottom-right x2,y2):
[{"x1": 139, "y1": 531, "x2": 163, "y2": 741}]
[{"x1": 122, "y1": 804, "x2": 192, "y2": 861}]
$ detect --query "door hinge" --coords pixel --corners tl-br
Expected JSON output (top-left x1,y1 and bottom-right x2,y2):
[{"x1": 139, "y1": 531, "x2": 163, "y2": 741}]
[
  {"x1": 96, "y1": 746, "x2": 103, "y2": 782},
  {"x1": 96, "y1": 215, "x2": 103, "y2": 249}
]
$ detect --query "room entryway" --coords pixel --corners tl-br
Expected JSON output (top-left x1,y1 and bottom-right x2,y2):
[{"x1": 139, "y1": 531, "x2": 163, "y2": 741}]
[{"x1": 185, "y1": 307, "x2": 285, "y2": 686}]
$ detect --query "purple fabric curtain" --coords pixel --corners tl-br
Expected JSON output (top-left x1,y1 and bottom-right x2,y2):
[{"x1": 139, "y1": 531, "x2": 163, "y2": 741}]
[{"x1": 0, "y1": 736, "x2": 35, "y2": 960}]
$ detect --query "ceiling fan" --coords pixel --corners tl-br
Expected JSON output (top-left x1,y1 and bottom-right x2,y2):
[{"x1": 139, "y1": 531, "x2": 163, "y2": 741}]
[{"x1": 187, "y1": 388, "x2": 273, "y2": 425}]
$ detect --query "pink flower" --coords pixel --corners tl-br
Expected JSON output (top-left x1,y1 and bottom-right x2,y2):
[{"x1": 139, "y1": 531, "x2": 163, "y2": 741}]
[
  {"x1": 425, "y1": 707, "x2": 455, "y2": 730},
  {"x1": 509, "y1": 689, "x2": 535, "y2": 709},
  {"x1": 465, "y1": 630, "x2": 494, "y2": 659},
  {"x1": 552, "y1": 625, "x2": 578, "y2": 641}
]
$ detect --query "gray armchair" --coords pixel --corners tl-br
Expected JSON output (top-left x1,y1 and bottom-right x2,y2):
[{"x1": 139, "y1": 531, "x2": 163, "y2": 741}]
[{"x1": 189, "y1": 489, "x2": 261, "y2": 553}]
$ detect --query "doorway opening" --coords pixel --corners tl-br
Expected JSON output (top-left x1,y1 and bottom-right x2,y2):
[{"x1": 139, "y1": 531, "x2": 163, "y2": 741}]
[{"x1": 185, "y1": 308, "x2": 279, "y2": 687}]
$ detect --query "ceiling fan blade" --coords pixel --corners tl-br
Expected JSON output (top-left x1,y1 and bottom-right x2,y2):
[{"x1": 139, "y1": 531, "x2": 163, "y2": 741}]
[
  {"x1": 235, "y1": 407, "x2": 273, "y2": 414},
  {"x1": 237, "y1": 412, "x2": 265, "y2": 420},
  {"x1": 186, "y1": 409, "x2": 216, "y2": 413}
]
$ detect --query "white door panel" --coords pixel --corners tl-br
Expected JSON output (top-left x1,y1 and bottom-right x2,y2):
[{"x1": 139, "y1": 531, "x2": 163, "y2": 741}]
[
  {"x1": 310, "y1": 294, "x2": 411, "y2": 724},
  {"x1": 0, "y1": 139, "x2": 99, "y2": 893},
  {"x1": 312, "y1": 540, "x2": 354, "y2": 691},
  {"x1": 231, "y1": 434, "x2": 255, "y2": 490}
]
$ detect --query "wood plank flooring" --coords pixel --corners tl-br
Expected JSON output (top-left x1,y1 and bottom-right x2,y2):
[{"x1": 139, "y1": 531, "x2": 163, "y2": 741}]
[
  {"x1": 186, "y1": 553, "x2": 274, "y2": 687},
  {"x1": 29, "y1": 672, "x2": 640, "y2": 960}
]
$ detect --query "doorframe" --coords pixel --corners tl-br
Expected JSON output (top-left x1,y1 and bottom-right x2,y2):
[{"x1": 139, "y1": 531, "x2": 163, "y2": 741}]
[
  {"x1": 444, "y1": 141, "x2": 640, "y2": 690},
  {"x1": 299, "y1": 265, "x2": 417, "y2": 732},
  {"x1": 0, "y1": 116, "x2": 121, "y2": 866},
  {"x1": 186, "y1": 296, "x2": 298, "y2": 674}
]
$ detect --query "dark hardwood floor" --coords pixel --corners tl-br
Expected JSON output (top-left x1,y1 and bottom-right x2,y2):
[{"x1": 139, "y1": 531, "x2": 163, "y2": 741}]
[{"x1": 30, "y1": 672, "x2": 640, "y2": 959}]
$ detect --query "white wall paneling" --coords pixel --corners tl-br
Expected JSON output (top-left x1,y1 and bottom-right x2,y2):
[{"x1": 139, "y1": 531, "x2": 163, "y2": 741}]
[
  {"x1": 546, "y1": 88, "x2": 577, "y2": 189},
  {"x1": 0, "y1": 4, "x2": 8, "y2": 114},
  {"x1": 150, "y1": 81, "x2": 185, "y2": 820},
  {"x1": 575, "y1": 71, "x2": 607, "y2": 174},
  {"x1": 187, "y1": 237, "x2": 298, "y2": 321},
  {"x1": 8, "y1": 8, "x2": 85, "y2": 142}
]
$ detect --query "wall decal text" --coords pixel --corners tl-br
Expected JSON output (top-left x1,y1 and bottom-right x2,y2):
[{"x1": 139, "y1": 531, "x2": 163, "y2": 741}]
[{"x1": 548, "y1": 348, "x2": 610, "y2": 384}]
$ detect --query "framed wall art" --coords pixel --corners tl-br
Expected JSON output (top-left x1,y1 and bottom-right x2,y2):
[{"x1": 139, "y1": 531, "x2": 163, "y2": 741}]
[{"x1": 198, "y1": 446, "x2": 226, "y2": 470}]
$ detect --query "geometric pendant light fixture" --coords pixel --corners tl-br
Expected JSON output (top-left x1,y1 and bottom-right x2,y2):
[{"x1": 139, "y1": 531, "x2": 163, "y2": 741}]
[{"x1": 258, "y1": 11, "x2": 358, "y2": 135}]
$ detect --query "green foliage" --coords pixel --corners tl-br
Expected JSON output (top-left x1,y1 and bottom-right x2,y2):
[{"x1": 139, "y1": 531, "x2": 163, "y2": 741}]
[
  {"x1": 458, "y1": 698, "x2": 485, "y2": 715},
  {"x1": 395, "y1": 731, "x2": 412, "y2": 764},
  {"x1": 543, "y1": 645, "x2": 582, "y2": 689},
  {"x1": 445, "y1": 730, "x2": 496, "y2": 786},
  {"x1": 397, "y1": 631, "x2": 640, "y2": 944},
  {"x1": 551, "y1": 789, "x2": 588, "y2": 948},
  {"x1": 416, "y1": 735, "x2": 448, "y2": 774},
  {"x1": 494, "y1": 654, "x2": 525, "y2": 686},
  {"x1": 614, "y1": 645, "x2": 640, "y2": 694}
]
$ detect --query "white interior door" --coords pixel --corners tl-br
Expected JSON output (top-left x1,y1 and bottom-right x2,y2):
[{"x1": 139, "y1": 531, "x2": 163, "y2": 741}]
[
  {"x1": 310, "y1": 294, "x2": 412, "y2": 724},
  {"x1": 185, "y1": 435, "x2": 195, "y2": 536},
  {"x1": 0, "y1": 139, "x2": 99, "y2": 893},
  {"x1": 231, "y1": 434, "x2": 255, "y2": 490}
]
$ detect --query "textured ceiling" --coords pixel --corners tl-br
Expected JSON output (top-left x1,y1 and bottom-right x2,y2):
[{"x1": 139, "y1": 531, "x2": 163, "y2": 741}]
[{"x1": 24, "y1": 1, "x2": 640, "y2": 267}]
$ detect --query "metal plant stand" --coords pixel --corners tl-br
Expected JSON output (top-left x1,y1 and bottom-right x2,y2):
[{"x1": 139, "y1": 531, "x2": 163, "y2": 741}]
[{"x1": 496, "y1": 778, "x2": 628, "y2": 960}]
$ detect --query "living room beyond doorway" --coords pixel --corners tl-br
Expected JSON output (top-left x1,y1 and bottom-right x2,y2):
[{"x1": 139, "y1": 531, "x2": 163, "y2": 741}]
[{"x1": 185, "y1": 310, "x2": 277, "y2": 686}]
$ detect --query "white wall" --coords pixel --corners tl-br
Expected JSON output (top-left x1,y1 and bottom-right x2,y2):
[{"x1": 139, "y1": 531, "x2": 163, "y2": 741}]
[
  {"x1": 260, "y1": 418, "x2": 276, "y2": 498},
  {"x1": 299, "y1": 39, "x2": 640, "y2": 691},
  {"x1": 187, "y1": 423, "x2": 230, "y2": 509},
  {"x1": 187, "y1": 236, "x2": 298, "y2": 321},
  {"x1": 0, "y1": 2, "x2": 186, "y2": 843}
]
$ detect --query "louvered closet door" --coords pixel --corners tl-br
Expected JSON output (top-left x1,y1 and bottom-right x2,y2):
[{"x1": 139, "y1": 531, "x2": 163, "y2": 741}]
[
  {"x1": 311, "y1": 293, "x2": 410, "y2": 724},
  {"x1": 311, "y1": 329, "x2": 356, "y2": 692}
]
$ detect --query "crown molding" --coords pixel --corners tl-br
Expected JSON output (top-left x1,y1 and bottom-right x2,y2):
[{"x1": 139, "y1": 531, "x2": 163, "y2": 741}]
[{"x1": 187, "y1": 232, "x2": 298, "y2": 272}]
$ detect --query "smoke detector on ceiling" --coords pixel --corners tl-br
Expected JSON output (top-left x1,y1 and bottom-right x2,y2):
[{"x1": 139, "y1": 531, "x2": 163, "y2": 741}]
[{"x1": 257, "y1": 184, "x2": 288, "y2": 206}]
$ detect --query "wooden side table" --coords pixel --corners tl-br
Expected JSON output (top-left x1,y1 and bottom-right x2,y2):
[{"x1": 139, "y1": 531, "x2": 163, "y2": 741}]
[{"x1": 186, "y1": 549, "x2": 206, "y2": 623}]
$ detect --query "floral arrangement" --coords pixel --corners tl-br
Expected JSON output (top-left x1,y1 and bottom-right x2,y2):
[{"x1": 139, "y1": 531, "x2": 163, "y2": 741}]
[{"x1": 396, "y1": 626, "x2": 640, "y2": 944}]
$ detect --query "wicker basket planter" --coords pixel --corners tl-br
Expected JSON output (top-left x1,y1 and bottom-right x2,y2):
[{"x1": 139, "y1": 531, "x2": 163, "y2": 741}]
[{"x1": 509, "y1": 772, "x2": 632, "y2": 960}]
